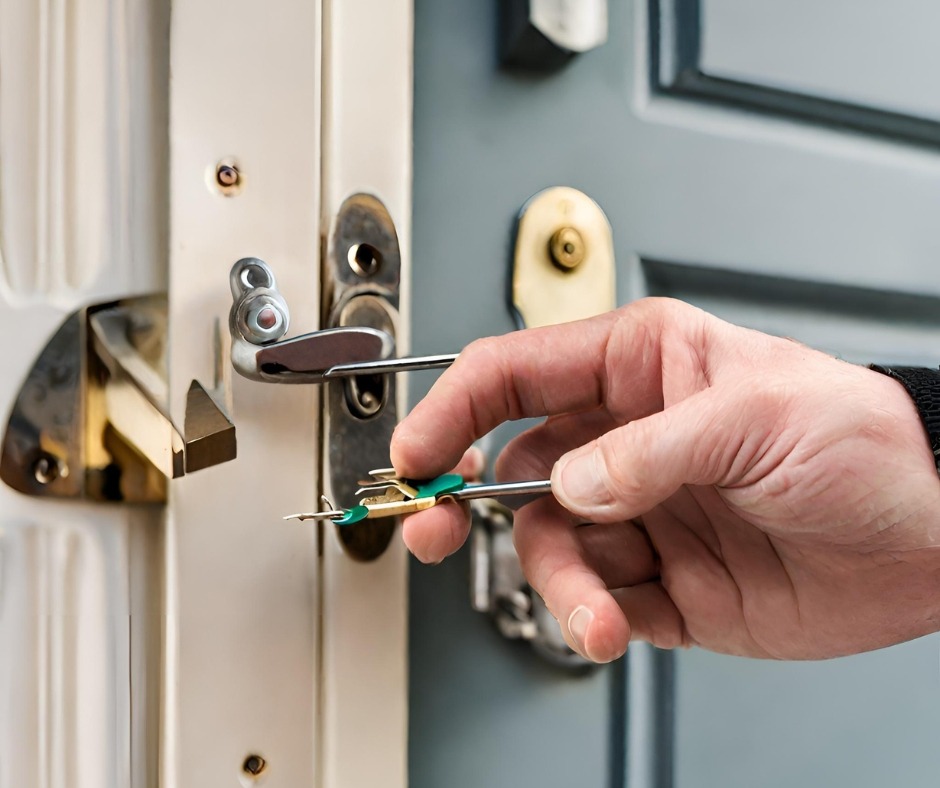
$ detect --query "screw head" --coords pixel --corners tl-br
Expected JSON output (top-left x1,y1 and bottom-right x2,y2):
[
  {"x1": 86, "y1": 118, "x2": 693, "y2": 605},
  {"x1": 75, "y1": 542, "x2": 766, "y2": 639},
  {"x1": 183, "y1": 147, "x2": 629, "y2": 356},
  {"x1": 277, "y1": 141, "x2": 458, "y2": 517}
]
[
  {"x1": 242, "y1": 297, "x2": 288, "y2": 343},
  {"x1": 242, "y1": 754, "x2": 267, "y2": 777},
  {"x1": 255, "y1": 306, "x2": 278, "y2": 330},
  {"x1": 217, "y1": 165, "x2": 239, "y2": 187},
  {"x1": 33, "y1": 455, "x2": 60, "y2": 485},
  {"x1": 549, "y1": 227, "x2": 585, "y2": 271},
  {"x1": 213, "y1": 158, "x2": 243, "y2": 196}
]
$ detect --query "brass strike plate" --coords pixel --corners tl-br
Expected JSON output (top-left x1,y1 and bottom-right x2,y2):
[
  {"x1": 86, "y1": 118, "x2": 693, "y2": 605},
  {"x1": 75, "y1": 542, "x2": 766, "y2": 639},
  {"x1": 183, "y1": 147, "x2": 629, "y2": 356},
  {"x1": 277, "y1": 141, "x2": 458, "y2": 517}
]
[{"x1": 511, "y1": 186, "x2": 615, "y2": 328}]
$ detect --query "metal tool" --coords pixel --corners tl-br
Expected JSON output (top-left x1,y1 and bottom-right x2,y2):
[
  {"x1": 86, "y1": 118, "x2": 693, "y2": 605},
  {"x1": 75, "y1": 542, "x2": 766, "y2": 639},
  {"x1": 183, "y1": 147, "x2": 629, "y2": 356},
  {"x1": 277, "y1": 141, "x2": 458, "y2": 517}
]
[
  {"x1": 323, "y1": 353, "x2": 459, "y2": 379},
  {"x1": 229, "y1": 258, "x2": 458, "y2": 384},
  {"x1": 283, "y1": 469, "x2": 553, "y2": 524}
]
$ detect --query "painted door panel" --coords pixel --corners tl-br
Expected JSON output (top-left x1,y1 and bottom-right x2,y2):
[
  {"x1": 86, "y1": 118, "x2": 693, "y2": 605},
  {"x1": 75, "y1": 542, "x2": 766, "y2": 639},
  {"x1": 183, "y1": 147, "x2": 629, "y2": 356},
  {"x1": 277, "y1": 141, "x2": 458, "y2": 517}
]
[
  {"x1": 699, "y1": 0, "x2": 940, "y2": 121},
  {"x1": 410, "y1": 1, "x2": 940, "y2": 786}
]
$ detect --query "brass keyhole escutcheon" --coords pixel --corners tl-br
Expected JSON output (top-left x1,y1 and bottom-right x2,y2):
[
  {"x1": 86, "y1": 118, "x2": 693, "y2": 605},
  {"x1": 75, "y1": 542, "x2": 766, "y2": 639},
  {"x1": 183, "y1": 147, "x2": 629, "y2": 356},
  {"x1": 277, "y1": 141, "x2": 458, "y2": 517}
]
[{"x1": 511, "y1": 186, "x2": 615, "y2": 330}]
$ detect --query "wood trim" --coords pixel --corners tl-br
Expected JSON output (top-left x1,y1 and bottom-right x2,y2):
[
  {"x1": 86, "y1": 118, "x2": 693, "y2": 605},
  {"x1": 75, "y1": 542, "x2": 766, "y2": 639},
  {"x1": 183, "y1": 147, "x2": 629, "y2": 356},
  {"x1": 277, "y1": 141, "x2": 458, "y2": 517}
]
[
  {"x1": 165, "y1": 1, "x2": 322, "y2": 785},
  {"x1": 318, "y1": 0, "x2": 412, "y2": 785}
]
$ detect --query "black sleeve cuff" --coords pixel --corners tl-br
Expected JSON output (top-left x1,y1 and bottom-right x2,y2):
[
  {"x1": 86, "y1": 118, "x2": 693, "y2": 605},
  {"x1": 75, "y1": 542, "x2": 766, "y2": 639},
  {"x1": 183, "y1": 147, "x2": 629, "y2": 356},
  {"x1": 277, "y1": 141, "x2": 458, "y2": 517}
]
[{"x1": 869, "y1": 365, "x2": 940, "y2": 473}]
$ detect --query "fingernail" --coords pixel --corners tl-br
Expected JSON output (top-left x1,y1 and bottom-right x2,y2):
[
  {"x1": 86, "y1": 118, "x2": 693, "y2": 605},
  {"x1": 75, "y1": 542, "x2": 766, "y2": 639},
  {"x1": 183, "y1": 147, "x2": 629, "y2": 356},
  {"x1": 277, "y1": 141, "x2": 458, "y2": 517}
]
[
  {"x1": 555, "y1": 445, "x2": 610, "y2": 507},
  {"x1": 567, "y1": 605, "x2": 594, "y2": 659}
]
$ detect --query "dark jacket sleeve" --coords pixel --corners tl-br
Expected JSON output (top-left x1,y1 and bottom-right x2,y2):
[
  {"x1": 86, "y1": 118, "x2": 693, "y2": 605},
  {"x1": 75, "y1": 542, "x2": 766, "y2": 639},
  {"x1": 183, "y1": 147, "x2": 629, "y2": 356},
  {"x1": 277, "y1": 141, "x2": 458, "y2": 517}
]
[{"x1": 870, "y1": 365, "x2": 940, "y2": 472}]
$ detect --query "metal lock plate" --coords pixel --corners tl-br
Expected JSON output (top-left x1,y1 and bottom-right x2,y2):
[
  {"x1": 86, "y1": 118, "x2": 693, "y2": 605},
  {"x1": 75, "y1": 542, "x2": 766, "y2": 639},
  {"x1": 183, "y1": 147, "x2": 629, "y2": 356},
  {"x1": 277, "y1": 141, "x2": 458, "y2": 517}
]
[{"x1": 324, "y1": 194, "x2": 403, "y2": 561}]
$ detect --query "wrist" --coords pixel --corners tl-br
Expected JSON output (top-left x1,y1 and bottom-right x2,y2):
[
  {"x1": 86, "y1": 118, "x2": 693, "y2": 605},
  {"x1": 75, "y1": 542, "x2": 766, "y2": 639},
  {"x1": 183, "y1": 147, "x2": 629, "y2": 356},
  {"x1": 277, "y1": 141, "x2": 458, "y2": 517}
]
[{"x1": 869, "y1": 364, "x2": 940, "y2": 473}]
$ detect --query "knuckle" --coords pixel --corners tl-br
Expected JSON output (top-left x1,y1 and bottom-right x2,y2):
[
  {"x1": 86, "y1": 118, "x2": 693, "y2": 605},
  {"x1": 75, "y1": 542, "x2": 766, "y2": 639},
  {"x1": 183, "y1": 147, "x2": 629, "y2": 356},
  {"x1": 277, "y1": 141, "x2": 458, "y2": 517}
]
[
  {"x1": 458, "y1": 336, "x2": 500, "y2": 370},
  {"x1": 622, "y1": 296, "x2": 697, "y2": 326},
  {"x1": 595, "y1": 427, "x2": 646, "y2": 502}
]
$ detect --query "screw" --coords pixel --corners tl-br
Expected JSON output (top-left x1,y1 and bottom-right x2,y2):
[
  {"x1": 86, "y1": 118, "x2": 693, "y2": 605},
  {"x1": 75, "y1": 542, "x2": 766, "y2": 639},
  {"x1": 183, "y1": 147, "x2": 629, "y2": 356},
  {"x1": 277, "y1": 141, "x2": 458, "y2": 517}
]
[
  {"x1": 213, "y1": 159, "x2": 243, "y2": 196},
  {"x1": 242, "y1": 754, "x2": 267, "y2": 777},
  {"x1": 217, "y1": 165, "x2": 238, "y2": 187},
  {"x1": 33, "y1": 455, "x2": 60, "y2": 485},
  {"x1": 549, "y1": 227, "x2": 585, "y2": 271},
  {"x1": 243, "y1": 298, "x2": 287, "y2": 343},
  {"x1": 256, "y1": 306, "x2": 278, "y2": 330}
]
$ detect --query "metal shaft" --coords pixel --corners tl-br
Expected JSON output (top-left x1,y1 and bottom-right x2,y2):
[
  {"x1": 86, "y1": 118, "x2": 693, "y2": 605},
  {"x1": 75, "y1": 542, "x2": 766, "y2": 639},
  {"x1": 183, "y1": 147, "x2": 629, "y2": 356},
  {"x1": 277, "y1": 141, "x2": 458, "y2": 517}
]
[
  {"x1": 448, "y1": 480, "x2": 553, "y2": 501},
  {"x1": 323, "y1": 353, "x2": 459, "y2": 379}
]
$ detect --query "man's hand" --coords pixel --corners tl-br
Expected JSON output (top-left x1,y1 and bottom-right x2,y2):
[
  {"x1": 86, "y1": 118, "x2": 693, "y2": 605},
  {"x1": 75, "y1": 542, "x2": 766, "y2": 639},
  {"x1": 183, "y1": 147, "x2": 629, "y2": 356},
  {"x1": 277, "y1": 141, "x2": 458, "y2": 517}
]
[{"x1": 391, "y1": 299, "x2": 940, "y2": 663}]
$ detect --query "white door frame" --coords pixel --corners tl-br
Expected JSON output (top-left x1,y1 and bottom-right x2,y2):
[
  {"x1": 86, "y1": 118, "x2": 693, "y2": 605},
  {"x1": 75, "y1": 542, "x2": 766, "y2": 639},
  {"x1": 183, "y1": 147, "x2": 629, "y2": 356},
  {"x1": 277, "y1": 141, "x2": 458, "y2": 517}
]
[
  {"x1": 167, "y1": 1, "x2": 411, "y2": 786},
  {"x1": 0, "y1": 0, "x2": 412, "y2": 785}
]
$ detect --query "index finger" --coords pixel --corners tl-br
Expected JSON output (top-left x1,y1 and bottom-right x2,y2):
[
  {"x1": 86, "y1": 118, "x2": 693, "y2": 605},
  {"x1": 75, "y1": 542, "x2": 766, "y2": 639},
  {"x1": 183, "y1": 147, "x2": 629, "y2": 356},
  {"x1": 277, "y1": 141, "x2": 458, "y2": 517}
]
[{"x1": 391, "y1": 300, "x2": 680, "y2": 479}]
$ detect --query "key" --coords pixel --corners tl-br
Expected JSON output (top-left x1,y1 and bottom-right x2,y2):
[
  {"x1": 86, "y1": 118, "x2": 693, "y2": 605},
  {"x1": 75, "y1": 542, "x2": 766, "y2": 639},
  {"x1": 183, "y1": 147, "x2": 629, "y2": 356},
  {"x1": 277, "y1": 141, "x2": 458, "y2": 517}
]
[{"x1": 283, "y1": 470, "x2": 553, "y2": 525}]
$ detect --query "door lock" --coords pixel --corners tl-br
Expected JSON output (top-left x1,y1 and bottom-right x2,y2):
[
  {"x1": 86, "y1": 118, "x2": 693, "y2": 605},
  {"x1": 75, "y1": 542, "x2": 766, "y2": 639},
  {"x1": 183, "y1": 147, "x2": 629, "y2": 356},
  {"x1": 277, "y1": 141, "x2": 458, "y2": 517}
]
[{"x1": 226, "y1": 194, "x2": 434, "y2": 559}]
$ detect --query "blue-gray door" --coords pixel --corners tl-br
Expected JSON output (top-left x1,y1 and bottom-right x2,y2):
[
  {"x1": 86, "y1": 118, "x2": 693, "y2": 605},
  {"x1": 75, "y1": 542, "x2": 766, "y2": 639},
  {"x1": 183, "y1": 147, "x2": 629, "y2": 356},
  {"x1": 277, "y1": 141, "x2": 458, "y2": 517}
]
[{"x1": 409, "y1": 2, "x2": 940, "y2": 786}]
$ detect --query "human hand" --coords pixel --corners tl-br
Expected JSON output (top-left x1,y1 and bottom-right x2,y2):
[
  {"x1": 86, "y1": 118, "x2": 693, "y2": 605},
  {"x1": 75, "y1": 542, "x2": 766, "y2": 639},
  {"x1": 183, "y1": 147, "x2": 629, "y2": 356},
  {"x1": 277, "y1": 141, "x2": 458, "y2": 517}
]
[{"x1": 391, "y1": 299, "x2": 940, "y2": 662}]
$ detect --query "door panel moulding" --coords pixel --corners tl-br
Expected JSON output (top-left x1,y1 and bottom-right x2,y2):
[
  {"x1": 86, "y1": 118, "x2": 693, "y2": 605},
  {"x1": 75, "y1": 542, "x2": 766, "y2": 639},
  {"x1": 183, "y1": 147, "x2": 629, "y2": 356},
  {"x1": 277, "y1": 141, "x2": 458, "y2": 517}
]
[
  {"x1": 0, "y1": 0, "x2": 169, "y2": 785},
  {"x1": 0, "y1": 0, "x2": 169, "y2": 302},
  {"x1": 166, "y1": 1, "x2": 322, "y2": 786},
  {"x1": 640, "y1": 258, "x2": 940, "y2": 365},
  {"x1": 649, "y1": 0, "x2": 940, "y2": 149}
]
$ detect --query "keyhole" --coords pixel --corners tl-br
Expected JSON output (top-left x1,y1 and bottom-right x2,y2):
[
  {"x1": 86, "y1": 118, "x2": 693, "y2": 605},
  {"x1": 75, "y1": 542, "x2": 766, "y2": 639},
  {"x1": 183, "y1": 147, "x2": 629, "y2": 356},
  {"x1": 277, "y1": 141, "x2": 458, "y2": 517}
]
[
  {"x1": 347, "y1": 243, "x2": 382, "y2": 277},
  {"x1": 345, "y1": 373, "x2": 387, "y2": 420}
]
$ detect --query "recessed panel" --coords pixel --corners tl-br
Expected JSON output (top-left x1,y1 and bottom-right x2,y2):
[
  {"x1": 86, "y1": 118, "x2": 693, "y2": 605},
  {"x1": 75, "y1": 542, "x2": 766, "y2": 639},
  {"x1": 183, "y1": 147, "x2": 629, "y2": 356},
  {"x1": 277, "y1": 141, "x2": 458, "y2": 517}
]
[
  {"x1": 643, "y1": 259, "x2": 940, "y2": 365},
  {"x1": 700, "y1": 0, "x2": 940, "y2": 122},
  {"x1": 643, "y1": 259, "x2": 940, "y2": 788}
]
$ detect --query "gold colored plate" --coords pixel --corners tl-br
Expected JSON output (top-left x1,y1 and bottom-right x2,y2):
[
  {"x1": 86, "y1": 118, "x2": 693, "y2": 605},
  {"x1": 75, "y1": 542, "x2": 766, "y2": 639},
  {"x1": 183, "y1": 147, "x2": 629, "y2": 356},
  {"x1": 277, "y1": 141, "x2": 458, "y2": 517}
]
[{"x1": 511, "y1": 186, "x2": 616, "y2": 329}]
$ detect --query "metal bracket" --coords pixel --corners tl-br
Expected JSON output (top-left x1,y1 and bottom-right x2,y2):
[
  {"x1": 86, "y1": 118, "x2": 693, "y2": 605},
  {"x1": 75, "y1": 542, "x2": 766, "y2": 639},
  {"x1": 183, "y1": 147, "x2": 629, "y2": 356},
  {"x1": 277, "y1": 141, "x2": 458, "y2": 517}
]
[
  {"x1": 470, "y1": 499, "x2": 592, "y2": 669},
  {"x1": 228, "y1": 256, "x2": 394, "y2": 384},
  {"x1": 0, "y1": 295, "x2": 236, "y2": 503}
]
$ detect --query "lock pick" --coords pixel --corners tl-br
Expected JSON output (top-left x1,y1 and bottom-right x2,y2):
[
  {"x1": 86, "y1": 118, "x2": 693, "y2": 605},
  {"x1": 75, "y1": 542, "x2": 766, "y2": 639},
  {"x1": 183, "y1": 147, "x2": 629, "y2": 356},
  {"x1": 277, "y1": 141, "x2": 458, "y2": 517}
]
[{"x1": 283, "y1": 469, "x2": 553, "y2": 524}]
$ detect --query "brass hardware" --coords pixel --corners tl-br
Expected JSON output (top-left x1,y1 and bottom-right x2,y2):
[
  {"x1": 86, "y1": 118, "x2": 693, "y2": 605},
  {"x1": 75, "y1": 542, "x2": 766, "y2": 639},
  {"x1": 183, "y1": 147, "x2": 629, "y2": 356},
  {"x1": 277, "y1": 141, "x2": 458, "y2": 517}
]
[
  {"x1": 549, "y1": 226, "x2": 586, "y2": 271},
  {"x1": 324, "y1": 194, "x2": 402, "y2": 561},
  {"x1": 0, "y1": 295, "x2": 236, "y2": 503},
  {"x1": 213, "y1": 158, "x2": 243, "y2": 197},
  {"x1": 347, "y1": 242, "x2": 383, "y2": 278},
  {"x1": 185, "y1": 380, "x2": 237, "y2": 473},
  {"x1": 511, "y1": 186, "x2": 615, "y2": 329}
]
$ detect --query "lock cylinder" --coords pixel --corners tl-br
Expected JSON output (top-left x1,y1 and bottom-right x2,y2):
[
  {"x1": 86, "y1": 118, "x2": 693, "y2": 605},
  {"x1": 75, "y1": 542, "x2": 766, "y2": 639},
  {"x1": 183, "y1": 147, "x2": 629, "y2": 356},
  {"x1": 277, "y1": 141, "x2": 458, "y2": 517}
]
[{"x1": 333, "y1": 293, "x2": 396, "y2": 422}]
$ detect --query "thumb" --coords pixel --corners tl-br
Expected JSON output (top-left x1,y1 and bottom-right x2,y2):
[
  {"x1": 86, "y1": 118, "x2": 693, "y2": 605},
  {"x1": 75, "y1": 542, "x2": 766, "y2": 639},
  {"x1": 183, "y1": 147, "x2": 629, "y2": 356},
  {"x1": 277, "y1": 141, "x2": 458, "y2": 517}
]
[{"x1": 551, "y1": 386, "x2": 767, "y2": 521}]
